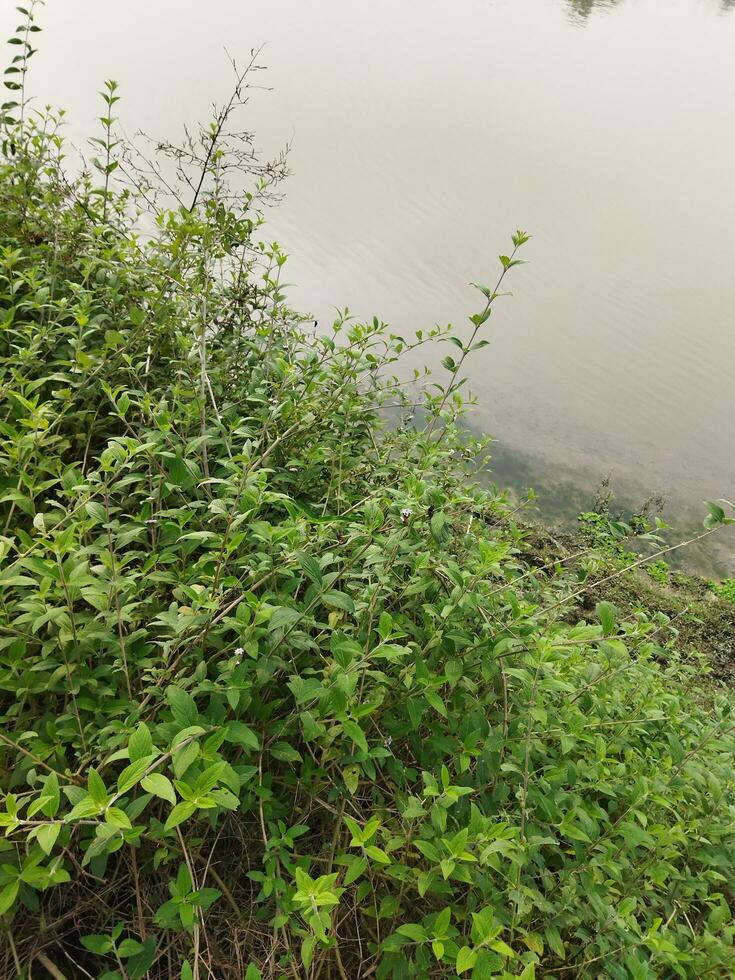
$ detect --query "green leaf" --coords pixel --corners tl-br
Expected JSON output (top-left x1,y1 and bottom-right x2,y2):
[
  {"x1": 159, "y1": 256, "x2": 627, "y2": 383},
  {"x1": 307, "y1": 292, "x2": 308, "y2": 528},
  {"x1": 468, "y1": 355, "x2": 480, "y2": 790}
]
[
  {"x1": 0, "y1": 879, "x2": 19, "y2": 915},
  {"x1": 414, "y1": 839, "x2": 441, "y2": 862},
  {"x1": 596, "y1": 601, "x2": 617, "y2": 636},
  {"x1": 330, "y1": 634, "x2": 362, "y2": 667},
  {"x1": 105, "y1": 806, "x2": 132, "y2": 829},
  {"x1": 544, "y1": 926, "x2": 565, "y2": 959},
  {"x1": 164, "y1": 801, "x2": 197, "y2": 831},
  {"x1": 270, "y1": 741, "x2": 302, "y2": 763},
  {"x1": 471, "y1": 907, "x2": 498, "y2": 945},
  {"x1": 343, "y1": 855, "x2": 367, "y2": 885},
  {"x1": 396, "y1": 923, "x2": 428, "y2": 942},
  {"x1": 128, "y1": 723, "x2": 153, "y2": 762},
  {"x1": 166, "y1": 687, "x2": 198, "y2": 728},
  {"x1": 704, "y1": 501, "x2": 726, "y2": 527},
  {"x1": 365, "y1": 845, "x2": 391, "y2": 864},
  {"x1": 87, "y1": 768, "x2": 108, "y2": 806},
  {"x1": 343, "y1": 764, "x2": 360, "y2": 795},
  {"x1": 323, "y1": 591, "x2": 356, "y2": 615},
  {"x1": 125, "y1": 793, "x2": 151, "y2": 820},
  {"x1": 0, "y1": 573, "x2": 36, "y2": 587},
  {"x1": 194, "y1": 762, "x2": 225, "y2": 795},
  {"x1": 41, "y1": 771, "x2": 60, "y2": 817},
  {"x1": 67, "y1": 797, "x2": 101, "y2": 821},
  {"x1": 85, "y1": 500, "x2": 107, "y2": 524},
  {"x1": 301, "y1": 936, "x2": 315, "y2": 970},
  {"x1": 141, "y1": 773, "x2": 176, "y2": 805},
  {"x1": 36, "y1": 822, "x2": 60, "y2": 855},
  {"x1": 434, "y1": 906, "x2": 451, "y2": 937},
  {"x1": 117, "y1": 939, "x2": 144, "y2": 957},
  {"x1": 456, "y1": 946, "x2": 477, "y2": 974},
  {"x1": 117, "y1": 757, "x2": 154, "y2": 795},
  {"x1": 341, "y1": 719, "x2": 368, "y2": 754},
  {"x1": 224, "y1": 722, "x2": 259, "y2": 752},
  {"x1": 425, "y1": 690, "x2": 447, "y2": 718},
  {"x1": 402, "y1": 796, "x2": 426, "y2": 820},
  {"x1": 489, "y1": 938, "x2": 515, "y2": 958},
  {"x1": 127, "y1": 937, "x2": 157, "y2": 980},
  {"x1": 269, "y1": 606, "x2": 302, "y2": 631},
  {"x1": 297, "y1": 552, "x2": 323, "y2": 585},
  {"x1": 81, "y1": 933, "x2": 113, "y2": 954},
  {"x1": 430, "y1": 511, "x2": 448, "y2": 543},
  {"x1": 344, "y1": 814, "x2": 365, "y2": 844},
  {"x1": 191, "y1": 887, "x2": 221, "y2": 909},
  {"x1": 172, "y1": 741, "x2": 200, "y2": 779},
  {"x1": 175, "y1": 863, "x2": 193, "y2": 894}
]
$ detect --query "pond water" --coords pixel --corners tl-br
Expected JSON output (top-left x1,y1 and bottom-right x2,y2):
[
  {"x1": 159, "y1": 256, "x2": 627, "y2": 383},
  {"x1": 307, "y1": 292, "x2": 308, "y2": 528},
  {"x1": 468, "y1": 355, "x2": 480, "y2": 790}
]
[{"x1": 8, "y1": 0, "x2": 735, "y2": 569}]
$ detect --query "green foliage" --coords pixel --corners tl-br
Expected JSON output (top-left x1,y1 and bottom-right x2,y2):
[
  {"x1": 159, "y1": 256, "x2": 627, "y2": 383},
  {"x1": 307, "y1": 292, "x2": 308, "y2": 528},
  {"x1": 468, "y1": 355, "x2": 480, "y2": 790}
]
[
  {"x1": 1, "y1": 11, "x2": 735, "y2": 979},
  {"x1": 710, "y1": 578, "x2": 735, "y2": 604},
  {"x1": 646, "y1": 560, "x2": 670, "y2": 586},
  {"x1": 577, "y1": 509, "x2": 662, "y2": 565}
]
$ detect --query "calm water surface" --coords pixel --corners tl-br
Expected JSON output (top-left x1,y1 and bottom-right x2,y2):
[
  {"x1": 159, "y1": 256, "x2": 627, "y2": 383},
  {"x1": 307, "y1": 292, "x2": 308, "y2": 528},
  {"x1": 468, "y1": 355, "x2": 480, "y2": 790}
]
[{"x1": 9, "y1": 0, "x2": 735, "y2": 566}]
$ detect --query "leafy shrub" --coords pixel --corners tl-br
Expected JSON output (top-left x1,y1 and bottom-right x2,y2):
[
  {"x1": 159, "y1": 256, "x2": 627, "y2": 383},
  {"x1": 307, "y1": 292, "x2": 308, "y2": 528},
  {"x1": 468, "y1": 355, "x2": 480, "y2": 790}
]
[
  {"x1": 1, "y1": 8, "x2": 735, "y2": 979},
  {"x1": 710, "y1": 579, "x2": 735, "y2": 604},
  {"x1": 646, "y1": 560, "x2": 670, "y2": 586},
  {"x1": 577, "y1": 509, "x2": 665, "y2": 567}
]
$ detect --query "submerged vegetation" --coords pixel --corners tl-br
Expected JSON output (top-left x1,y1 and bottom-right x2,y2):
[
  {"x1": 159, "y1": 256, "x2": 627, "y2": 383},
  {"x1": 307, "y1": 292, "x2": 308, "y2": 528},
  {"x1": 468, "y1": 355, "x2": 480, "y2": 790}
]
[{"x1": 1, "y1": 6, "x2": 735, "y2": 978}]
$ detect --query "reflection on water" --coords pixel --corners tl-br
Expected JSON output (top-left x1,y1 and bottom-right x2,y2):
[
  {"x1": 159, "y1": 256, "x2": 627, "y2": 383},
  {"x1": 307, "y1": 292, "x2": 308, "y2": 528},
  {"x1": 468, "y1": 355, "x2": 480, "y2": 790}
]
[
  {"x1": 566, "y1": 0, "x2": 622, "y2": 20},
  {"x1": 568, "y1": 0, "x2": 733, "y2": 18}
]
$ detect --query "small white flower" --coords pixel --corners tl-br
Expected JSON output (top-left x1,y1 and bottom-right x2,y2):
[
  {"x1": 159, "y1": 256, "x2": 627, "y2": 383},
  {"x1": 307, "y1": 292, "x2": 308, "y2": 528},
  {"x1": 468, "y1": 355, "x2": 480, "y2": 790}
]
[
  {"x1": 400, "y1": 508, "x2": 412, "y2": 523},
  {"x1": 233, "y1": 646, "x2": 244, "y2": 660},
  {"x1": 145, "y1": 518, "x2": 157, "y2": 525}
]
